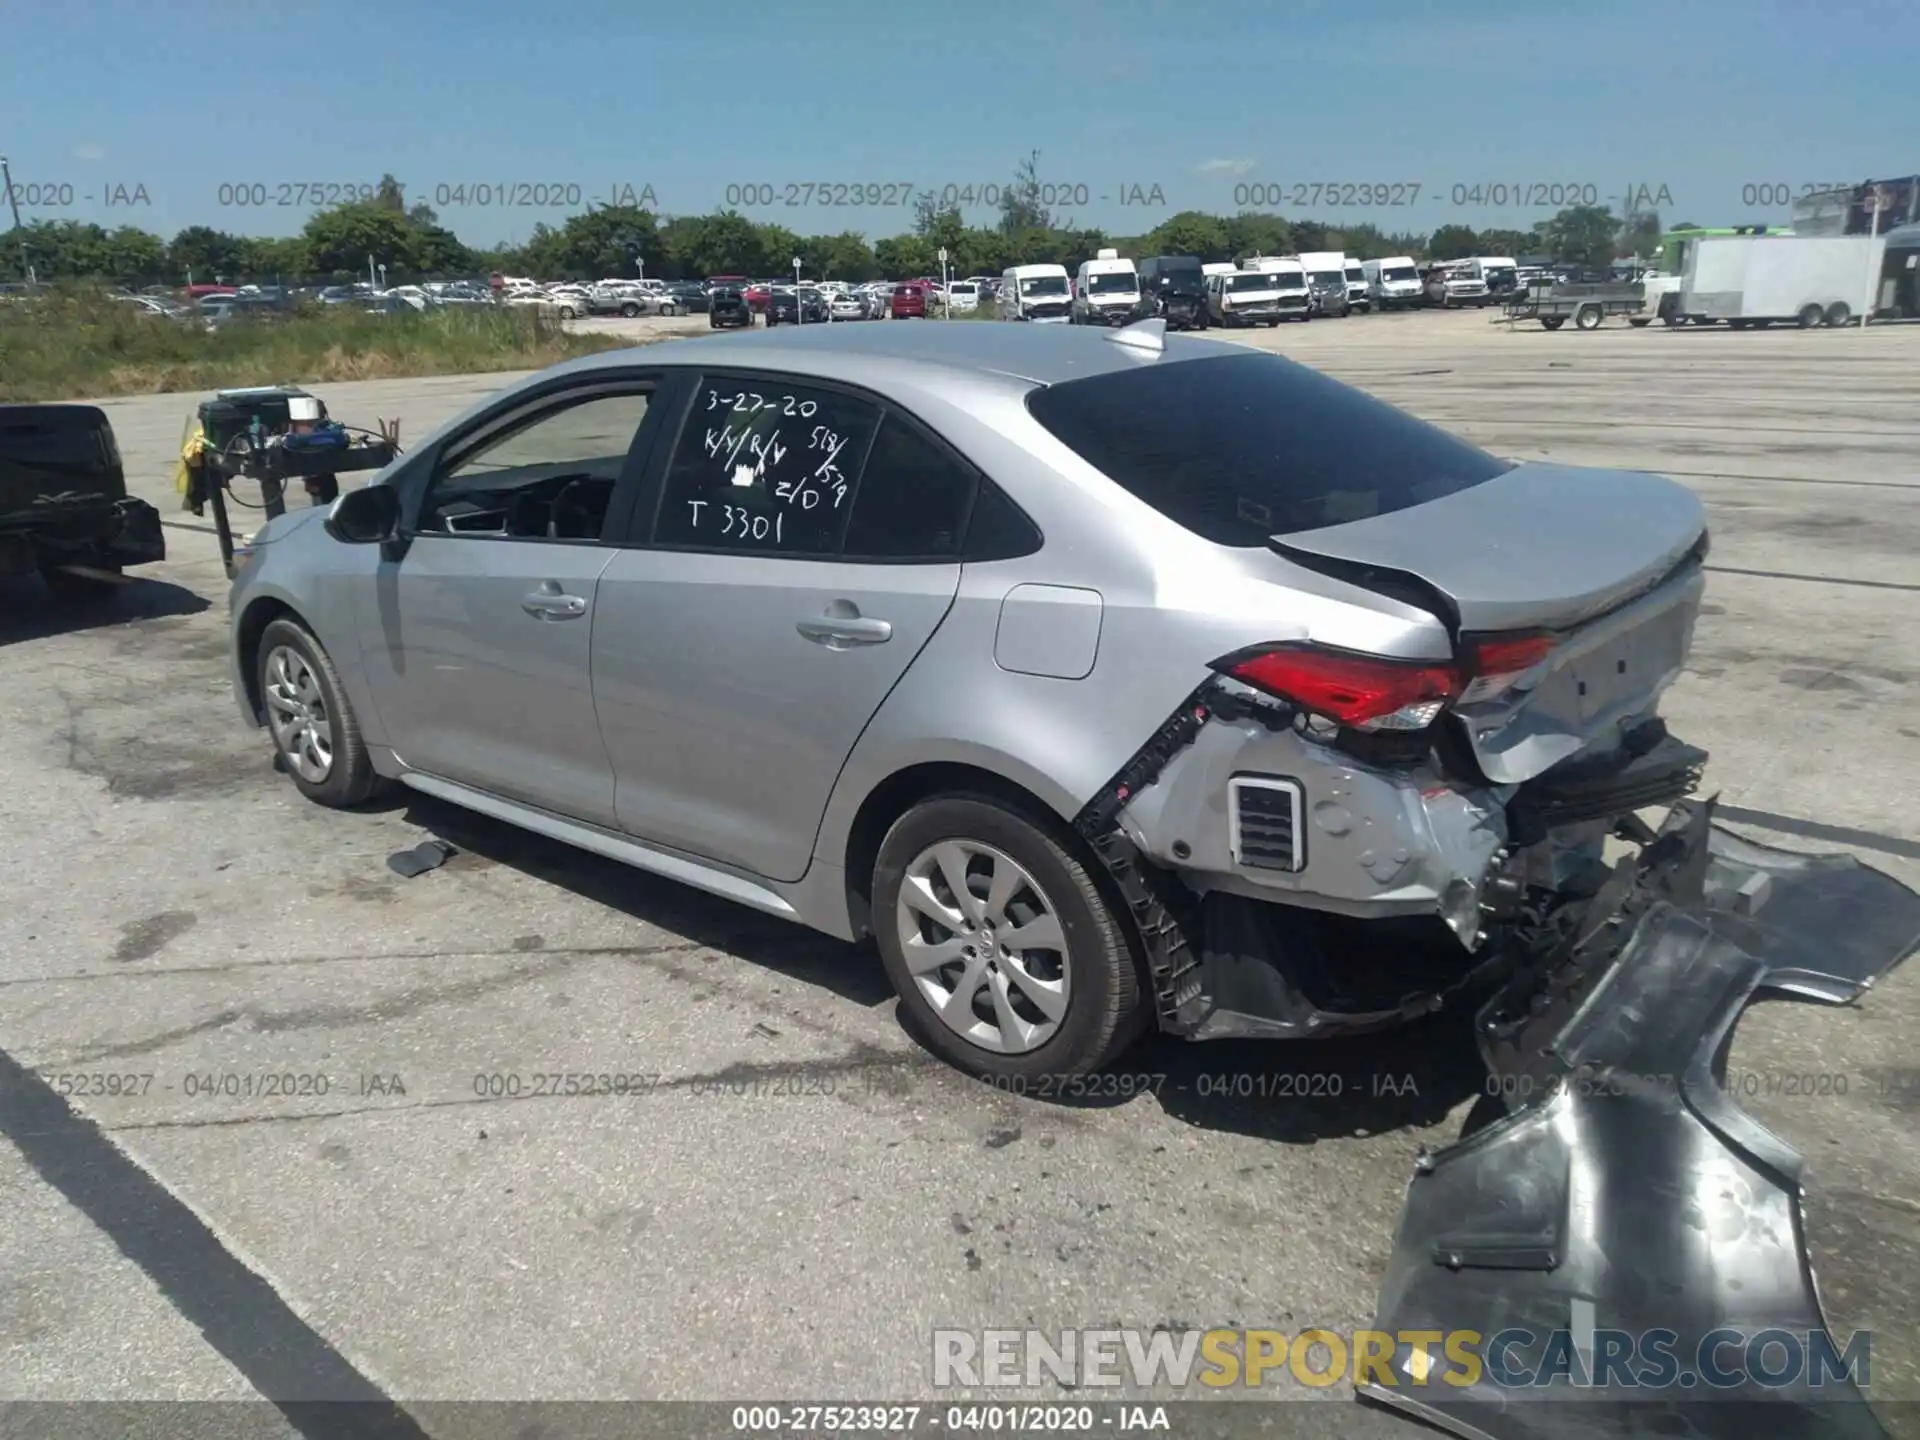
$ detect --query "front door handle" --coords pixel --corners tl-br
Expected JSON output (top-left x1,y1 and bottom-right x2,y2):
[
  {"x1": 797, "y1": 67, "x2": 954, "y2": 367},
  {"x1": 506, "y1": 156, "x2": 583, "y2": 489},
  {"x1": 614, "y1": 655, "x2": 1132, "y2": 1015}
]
[
  {"x1": 797, "y1": 604, "x2": 892, "y2": 648},
  {"x1": 522, "y1": 581, "x2": 588, "y2": 620}
]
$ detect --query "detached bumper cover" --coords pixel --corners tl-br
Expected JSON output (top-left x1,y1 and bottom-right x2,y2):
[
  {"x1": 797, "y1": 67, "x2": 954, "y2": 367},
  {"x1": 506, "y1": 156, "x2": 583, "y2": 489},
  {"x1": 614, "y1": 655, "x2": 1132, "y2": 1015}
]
[{"x1": 1363, "y1": 798, "x2": 1920, "y2": 1439}]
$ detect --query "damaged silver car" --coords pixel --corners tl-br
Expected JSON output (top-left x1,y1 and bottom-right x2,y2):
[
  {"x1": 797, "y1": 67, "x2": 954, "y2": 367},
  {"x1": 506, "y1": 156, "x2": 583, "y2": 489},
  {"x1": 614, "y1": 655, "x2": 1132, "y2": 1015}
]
[{"x1": 228, "y1": 318, "x2": 1914, "y2": 1089}]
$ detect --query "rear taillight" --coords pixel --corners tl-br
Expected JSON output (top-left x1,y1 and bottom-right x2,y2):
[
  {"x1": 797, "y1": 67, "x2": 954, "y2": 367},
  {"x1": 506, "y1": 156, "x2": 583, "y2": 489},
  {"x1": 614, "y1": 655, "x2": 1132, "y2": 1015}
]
[
  {"x1": 1213, "y1": 632, "x2": 1558, "y2": 734},
  {"x1": 1458, "y1": 632, "x2": 1555, "y2": 704},
  {"x1": 1213, "y1": 644, "x2": 1461, "y2": 732}
]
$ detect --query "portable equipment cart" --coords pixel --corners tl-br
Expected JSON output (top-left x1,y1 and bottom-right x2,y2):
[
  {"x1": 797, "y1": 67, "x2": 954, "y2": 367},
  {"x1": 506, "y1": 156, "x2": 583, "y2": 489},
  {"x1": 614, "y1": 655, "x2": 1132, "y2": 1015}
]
[{"x1": 195, "y1": 387, "x2": 397, "y2": 576}]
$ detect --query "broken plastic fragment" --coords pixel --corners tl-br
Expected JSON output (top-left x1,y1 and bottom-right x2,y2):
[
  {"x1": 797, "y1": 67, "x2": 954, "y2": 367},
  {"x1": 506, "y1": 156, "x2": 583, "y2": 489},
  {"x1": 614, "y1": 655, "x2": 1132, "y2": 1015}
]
[{"x1": 387, "y1": 840, "x2": 456, "y2": 878}]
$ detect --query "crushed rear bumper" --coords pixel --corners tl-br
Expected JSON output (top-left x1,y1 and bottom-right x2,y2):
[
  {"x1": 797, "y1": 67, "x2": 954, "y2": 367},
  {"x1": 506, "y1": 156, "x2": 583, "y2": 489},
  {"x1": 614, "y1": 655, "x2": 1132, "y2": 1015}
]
[{"x1": 1361, "y1": 797, "x2": 1920, "y2": 1438}]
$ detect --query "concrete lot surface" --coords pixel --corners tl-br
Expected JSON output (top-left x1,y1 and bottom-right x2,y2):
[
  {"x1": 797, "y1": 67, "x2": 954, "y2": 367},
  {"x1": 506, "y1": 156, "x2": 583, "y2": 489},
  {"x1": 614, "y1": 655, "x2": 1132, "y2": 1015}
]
[{"x1": 1, "y1": 308, "x2": 1915, "y2": 1437}]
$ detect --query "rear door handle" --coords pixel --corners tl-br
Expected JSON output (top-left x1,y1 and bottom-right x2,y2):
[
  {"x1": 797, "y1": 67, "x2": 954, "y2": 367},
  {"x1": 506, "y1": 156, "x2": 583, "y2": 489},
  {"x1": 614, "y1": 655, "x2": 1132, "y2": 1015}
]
[
  {"x1": 522, "y1": 581, "x2": 588, "y2": 620},
  {"x1": 797, "y1": 613, "x2": 892, "y2": 647}
]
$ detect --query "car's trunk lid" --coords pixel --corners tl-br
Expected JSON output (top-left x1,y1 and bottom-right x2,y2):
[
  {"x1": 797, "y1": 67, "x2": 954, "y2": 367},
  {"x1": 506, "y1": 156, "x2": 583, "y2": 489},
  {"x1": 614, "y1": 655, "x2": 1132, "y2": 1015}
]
[
  {"x1": 1271, "y1": 462, "x2": 1709, "y2": 783},
  {"x1": 1271, "y1": 461, "x2": 1704, "y2": 634}
]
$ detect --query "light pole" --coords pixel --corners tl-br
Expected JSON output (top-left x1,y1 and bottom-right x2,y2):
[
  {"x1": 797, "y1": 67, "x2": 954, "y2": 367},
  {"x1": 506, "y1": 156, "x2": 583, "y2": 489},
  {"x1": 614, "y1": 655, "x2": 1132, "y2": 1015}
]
[
  {"x1": 1860, "y1": 185, "x2": 1886, "y2": 330},
  {"x1": 792, "y1": 255, "x2": 802, "y2": 320},
  {"x1": 0, "y1": 154, "x2": 27, "y2": 280},
  {"x1": 938, "y1": 246, "x2": 949, "y2": 317}
]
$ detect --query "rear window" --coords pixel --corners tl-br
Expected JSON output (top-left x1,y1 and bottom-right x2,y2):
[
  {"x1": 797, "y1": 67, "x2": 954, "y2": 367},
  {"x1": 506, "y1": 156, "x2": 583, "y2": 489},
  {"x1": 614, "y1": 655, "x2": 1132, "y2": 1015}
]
[{"x1": 1024, "y1": 352, "x2": 1511, "y2": 544}]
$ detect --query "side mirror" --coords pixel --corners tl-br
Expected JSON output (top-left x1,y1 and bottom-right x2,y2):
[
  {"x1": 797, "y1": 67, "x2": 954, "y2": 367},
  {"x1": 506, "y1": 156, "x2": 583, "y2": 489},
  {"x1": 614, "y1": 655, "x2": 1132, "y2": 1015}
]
[{"x1": 325, "y1": 483, "x2": 401, "y2": 545}]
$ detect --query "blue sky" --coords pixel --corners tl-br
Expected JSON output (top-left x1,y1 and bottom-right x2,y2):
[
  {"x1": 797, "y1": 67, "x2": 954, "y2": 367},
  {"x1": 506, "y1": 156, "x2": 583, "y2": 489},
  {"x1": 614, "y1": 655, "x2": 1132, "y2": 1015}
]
[{"x1": 2, "y1": 0, "x2": 1912, "y2": 247}]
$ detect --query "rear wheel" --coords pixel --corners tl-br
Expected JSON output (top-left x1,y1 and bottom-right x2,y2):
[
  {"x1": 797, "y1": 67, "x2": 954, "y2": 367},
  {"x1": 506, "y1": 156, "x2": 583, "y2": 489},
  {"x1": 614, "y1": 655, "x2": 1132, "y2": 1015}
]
[
  {"x1": 256, "y1": 617, "x2": 388, "y2": 809},
  {"x1": 621, "y1": 302, "x2": 641, "y2": 317},
  {"x1": 1797, "y1": 304, "x2": 1823, "y2": 329},
  {"x1": 1628, "y1": 317, "x2": 1651, "y2": 327},
  {"x1": 873, "y1": 796, "x2": 1145, "y2": 1081},
  {"x1": 1541, "y1": 316, "x2": 1566, "y2": 330},
  {"x1": 1574, "y1": 304, "x2": 1602, "y2": 330},
  {"x1": 1824, "y1": 302, "x2": 1852, "y2": 327}
]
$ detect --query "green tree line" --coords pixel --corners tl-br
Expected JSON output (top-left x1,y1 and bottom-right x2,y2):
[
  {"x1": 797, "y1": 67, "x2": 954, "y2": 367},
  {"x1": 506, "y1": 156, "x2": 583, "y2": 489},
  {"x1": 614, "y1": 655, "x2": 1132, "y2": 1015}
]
[{"x1": 2, "y1": 163, "x2": 1657, "y2": 288}]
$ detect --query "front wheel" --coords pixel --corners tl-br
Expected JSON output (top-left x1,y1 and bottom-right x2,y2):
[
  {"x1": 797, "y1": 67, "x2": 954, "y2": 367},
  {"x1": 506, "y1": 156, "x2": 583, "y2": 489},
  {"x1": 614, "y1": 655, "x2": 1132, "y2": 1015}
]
[
  {"x1": 873, "y1": 796, "x2": 1146, "y2": 1081},
  {"x1": 1628, "y1": 317, "x2": 1651, "y2": 327},
  {"x1": 1541, "y1": 316, "x2": 1566, "y2": 330},
  {"x1": 256, "y1": 617, "x2": 388, "y2": 808}
]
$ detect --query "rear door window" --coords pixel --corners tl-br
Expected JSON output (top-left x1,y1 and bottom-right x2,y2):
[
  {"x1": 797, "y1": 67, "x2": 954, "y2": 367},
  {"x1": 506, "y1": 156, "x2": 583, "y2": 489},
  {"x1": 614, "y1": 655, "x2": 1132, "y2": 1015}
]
[
  {"x1": 1025, "y1": 352, "x2": 1511, "y2": 543},
  {"x1": 841, "y1": 414, "x2": 976, "y2": 559},
  {"x1": 650, "y1": 378, "x2": 880, "y2": 555}
]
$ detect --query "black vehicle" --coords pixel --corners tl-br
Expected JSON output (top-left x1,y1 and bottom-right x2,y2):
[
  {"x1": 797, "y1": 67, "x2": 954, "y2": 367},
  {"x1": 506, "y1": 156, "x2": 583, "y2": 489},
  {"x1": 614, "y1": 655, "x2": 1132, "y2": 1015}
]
[
  {"x1": 666, "y1": 282, "x2": 710, "y2": 314},
  {"x1": 1134, "y1": 255, "x2": 1210, "y2": 330},
  {"x1": 766, "y1": 288, "x2": 830, "y2": 326},
  {"x1": 1, "y1": 404, "x2": 165, "y2": 601},
  {"x1": 708, "y1": 287, "x2": 753, "y2": 329}
]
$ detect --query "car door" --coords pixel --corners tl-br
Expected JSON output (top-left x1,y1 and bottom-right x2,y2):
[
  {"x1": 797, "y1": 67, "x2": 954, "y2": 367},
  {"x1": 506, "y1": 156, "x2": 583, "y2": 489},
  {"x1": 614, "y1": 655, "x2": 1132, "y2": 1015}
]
[
  {"x1": 355, "y1": 374, "x2": 670, "y2": 826},
  {"x1": 592, "y1": 374, "x2": 978, "y2": 882}
]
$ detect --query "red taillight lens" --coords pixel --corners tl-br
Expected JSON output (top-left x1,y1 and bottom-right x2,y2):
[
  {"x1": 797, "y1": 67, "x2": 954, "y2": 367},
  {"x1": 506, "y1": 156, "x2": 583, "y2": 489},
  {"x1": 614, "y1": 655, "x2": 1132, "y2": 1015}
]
[
  {"x1": 1459, "y1": 632, "x2": 1555, "y2": 704},
  {"x1": 1215, "y1": 644, "x2": 1462, "y2": 731},
  {"x1": 1469, "y1": 633, "x2": 1554, "y2": 676}
]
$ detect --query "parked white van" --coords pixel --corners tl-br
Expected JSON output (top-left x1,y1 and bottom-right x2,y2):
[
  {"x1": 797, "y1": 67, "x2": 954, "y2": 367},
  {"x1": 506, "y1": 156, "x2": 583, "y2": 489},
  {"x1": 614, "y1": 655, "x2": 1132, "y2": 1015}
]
[
  {"x1": 999, "y1": 263, "x2": 1073, "y2": 322},
  {"x1": 1341, "y1": 259, "x2": 1369, "y2": 313},
  {"x1": 945, "y1": 279, "x2": 980, "y2": 313},
  {"x1": 1071, "y1": 249, "x2": 1140, "y2": 326},
  {"x1": 1363, "y1": 256, "x2": 1425, "y2": 310},
  {"x1": 1206, "y1": 263, "x2": 1311, "y2": 326}
]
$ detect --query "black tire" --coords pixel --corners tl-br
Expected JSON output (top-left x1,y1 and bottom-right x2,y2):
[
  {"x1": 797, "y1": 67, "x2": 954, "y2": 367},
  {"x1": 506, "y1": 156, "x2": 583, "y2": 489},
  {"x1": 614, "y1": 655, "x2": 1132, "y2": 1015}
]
[
  {"x1": 40, "y1": 561, "x2": 122, "y2": 603},
  {"x1": 872, "y1": 795, "x2": 1146, "y2": 1081},
  {"x1": 1628, "y1": 317, "x2": 1651, "y2": 327},
  {"x1": 1797, "y1": 304, "x2": 1823, "y2": 329},
  {"x1": 1823, "y1": 302, "x2": 1851, "y2": 328},
  {"x1": 1541, "y1": 316, "x2": 1566, "y2": 330},
  {"x1": 1574, "y1": 304, "x2": 1602, "y2": 330},
  {"x1": 255, "y1": 616, "x2": 388, "y2": 808},
  {"x1": 1729, "y1": 319, "x2": 1750, "y2": 330},
  {"x1": 621, "y1": 302, "x2": 641, "y2": 317}
]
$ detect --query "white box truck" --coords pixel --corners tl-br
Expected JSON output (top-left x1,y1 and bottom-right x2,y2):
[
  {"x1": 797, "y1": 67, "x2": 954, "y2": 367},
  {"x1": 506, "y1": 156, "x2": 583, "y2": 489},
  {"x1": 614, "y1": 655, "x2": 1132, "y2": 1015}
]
[
  {"x1": 1680, "y1": 235, "x2": 1888, "y2": 328},
  {"x1": 1072, "y1": 249, "x2": 1140, "y2": 326},
  {"x1": 1296, "y1": 251, "x2": 1352, "y2": 316}
]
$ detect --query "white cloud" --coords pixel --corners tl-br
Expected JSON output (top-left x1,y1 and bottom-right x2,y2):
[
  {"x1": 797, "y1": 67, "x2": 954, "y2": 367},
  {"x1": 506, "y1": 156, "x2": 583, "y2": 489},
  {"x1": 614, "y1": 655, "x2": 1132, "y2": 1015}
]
[
  {"x1": 74, "y1": 143, "x2": 106, "y2": 161},
  {"x1": 1197, "y1": 158, "x2": 1255, "y2": 176}
]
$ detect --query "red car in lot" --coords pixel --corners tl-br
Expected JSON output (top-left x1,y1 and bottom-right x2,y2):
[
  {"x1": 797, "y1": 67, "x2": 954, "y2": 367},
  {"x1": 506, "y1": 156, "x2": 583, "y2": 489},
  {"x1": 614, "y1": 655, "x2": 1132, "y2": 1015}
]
[{"x1": 890, "y1": 281, "x2": 933, "y2": 318}]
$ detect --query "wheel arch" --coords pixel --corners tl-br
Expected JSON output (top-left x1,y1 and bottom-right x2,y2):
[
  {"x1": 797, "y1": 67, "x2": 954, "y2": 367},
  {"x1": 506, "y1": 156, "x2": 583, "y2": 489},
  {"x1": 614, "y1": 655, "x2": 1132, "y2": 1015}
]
[{"x1": 234, "y1": 594, "x2": 303, "y2": 724}]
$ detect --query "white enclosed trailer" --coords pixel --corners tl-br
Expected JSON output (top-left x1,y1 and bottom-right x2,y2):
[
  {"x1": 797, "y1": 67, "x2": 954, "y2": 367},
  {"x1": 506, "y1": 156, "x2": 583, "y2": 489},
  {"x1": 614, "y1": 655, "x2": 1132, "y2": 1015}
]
[{"x1": 1680, "y1": 234, "x2": 1888, "y2": 328}]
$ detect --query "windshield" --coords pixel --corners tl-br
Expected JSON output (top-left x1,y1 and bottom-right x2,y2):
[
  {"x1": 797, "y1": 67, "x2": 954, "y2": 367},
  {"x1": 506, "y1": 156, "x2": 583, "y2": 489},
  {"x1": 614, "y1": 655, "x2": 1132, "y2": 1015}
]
[
  {"x1": 1344, "y1": 268, "x2": 1364, "y2": 282},
  {"x1": 1309, "y1": 271, "x2": 1343, "y2": 288},
  {"x1": 1086, "y1": 272, "x2": 1137, "y2": 294},
  {"x1": 1383, "y1": 266, "x2": 1418, "y2": 282},
  {"x1": 1019, "y1": 275, "x2": 1069, "y2": 295},
  {"x1": 1226, "y1": 273, "x2": 1282, "y2": 292},
  {"x1": 1026, "y1": 352, "x2": 1510, "y2": 543}
]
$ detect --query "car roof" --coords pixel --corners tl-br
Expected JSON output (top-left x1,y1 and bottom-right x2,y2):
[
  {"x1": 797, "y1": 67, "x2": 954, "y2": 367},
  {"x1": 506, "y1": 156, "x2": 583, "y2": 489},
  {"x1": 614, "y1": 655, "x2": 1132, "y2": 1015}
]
[{"x1": 553, "y1": 320, "x2": 1249, "y2": 387}]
